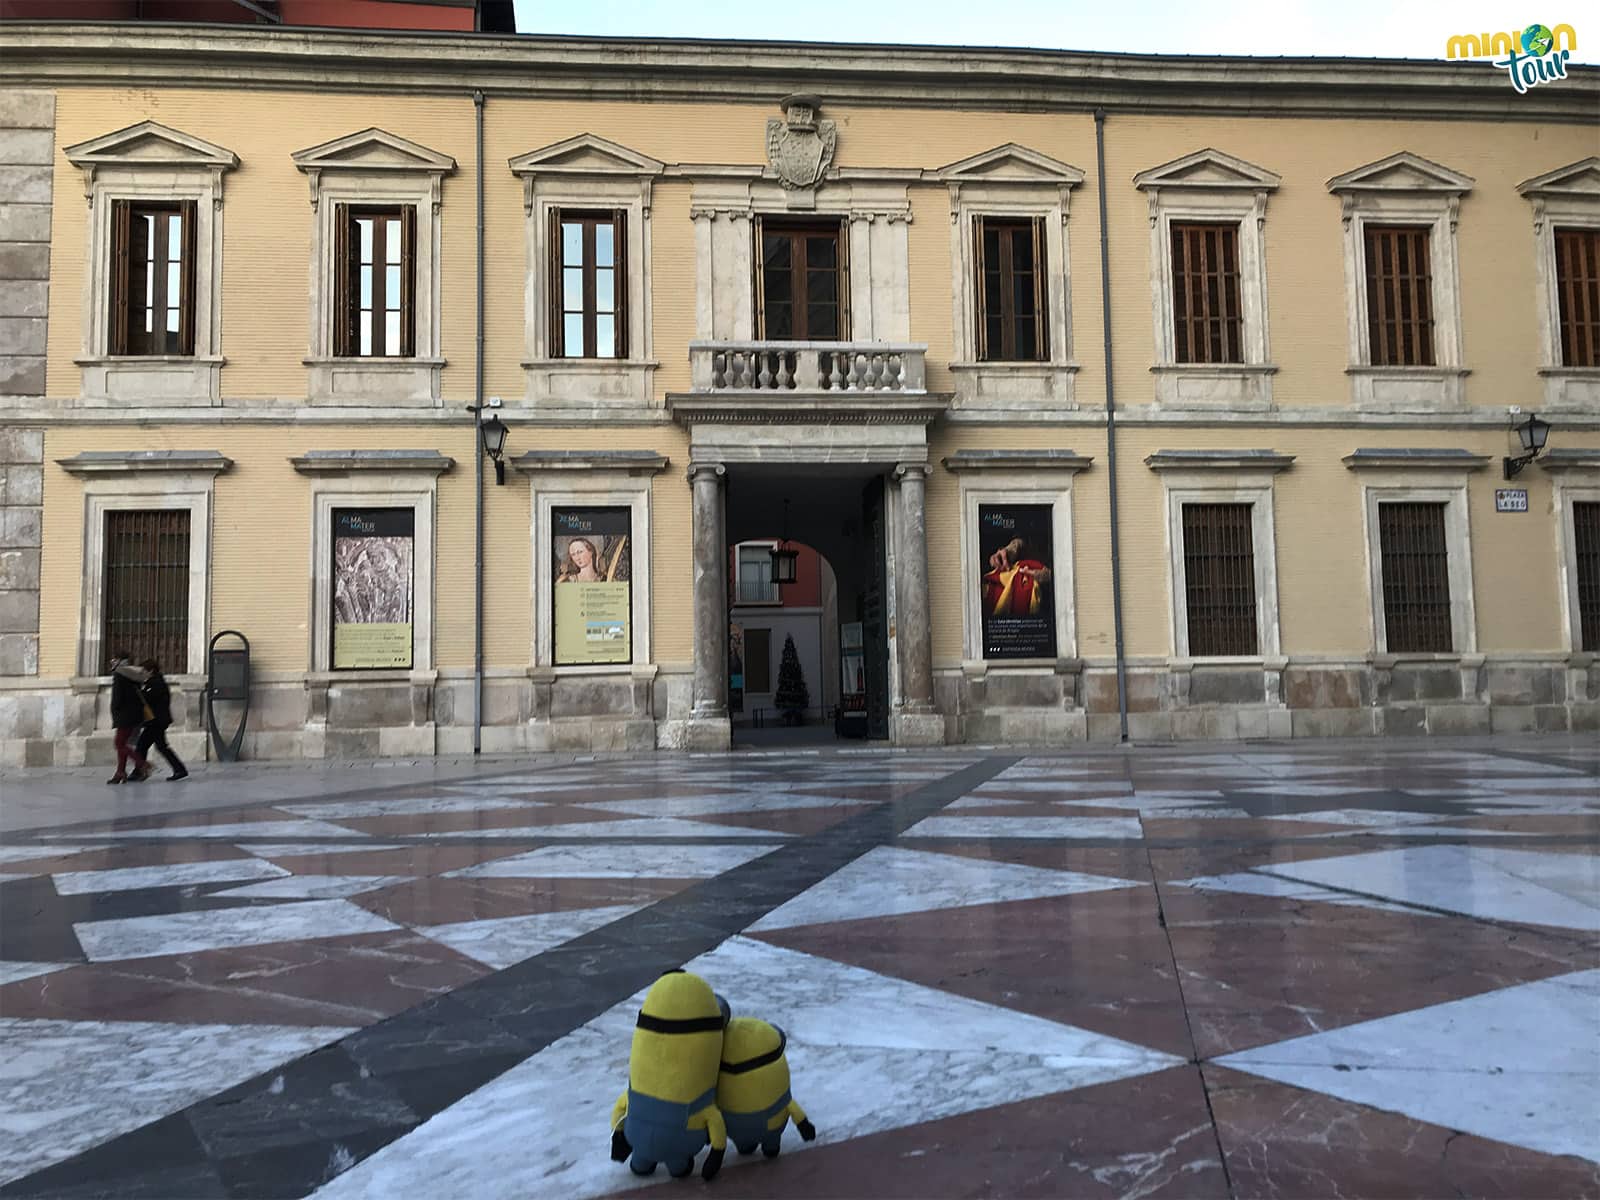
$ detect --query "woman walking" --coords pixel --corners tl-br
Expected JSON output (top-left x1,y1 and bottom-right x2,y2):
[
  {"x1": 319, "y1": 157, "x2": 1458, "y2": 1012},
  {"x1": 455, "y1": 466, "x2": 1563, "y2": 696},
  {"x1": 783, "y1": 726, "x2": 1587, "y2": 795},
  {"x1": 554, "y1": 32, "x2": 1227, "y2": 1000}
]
[
  {"x1": 136, "y1": 658, "x2": 188, "y2": 781},
  {"x1": 107, "y1": 651, "x2": 151, "y2": 784}
]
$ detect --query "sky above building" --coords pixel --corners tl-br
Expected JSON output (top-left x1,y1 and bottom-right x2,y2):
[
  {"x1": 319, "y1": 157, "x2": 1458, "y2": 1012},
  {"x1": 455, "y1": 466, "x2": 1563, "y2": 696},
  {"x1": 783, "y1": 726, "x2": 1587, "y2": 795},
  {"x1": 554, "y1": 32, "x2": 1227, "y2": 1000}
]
[{"x1": 509, "y1": 0, "x2": 1586, "y2": 60}]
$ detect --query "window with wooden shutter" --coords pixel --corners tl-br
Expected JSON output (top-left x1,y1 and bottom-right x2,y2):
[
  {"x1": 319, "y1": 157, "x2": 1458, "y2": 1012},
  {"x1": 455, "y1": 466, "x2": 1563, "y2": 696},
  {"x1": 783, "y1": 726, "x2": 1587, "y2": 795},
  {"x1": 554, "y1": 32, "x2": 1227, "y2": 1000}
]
[
  {"x1": 1554, "y1": 228, "x2": 1599, "y2": 368},
  {"x1": 1364, "y1": 225, "x2": 1435, "y2": 366},
  {"x1": 1170, "y1": 222, "x2": 1243, "y2": 364},
  {"x1": 1181, "y1": 503, "x2": 1258, "y2": 656},
  {"x1": 102, "y1": 510, "x2": 191, "y2": 673},
  {"x1": 334, "y1": 205, "x2": 415, "y2": 358},
  {"x1": 755, "y1": 219, "x2": 847, "y2": 341},
  {"x1": 975, "y1": 217, "x2": 1048, "y2": 362},
  {"x1": 550, "y1": 209, "x2": 627, "y2": 359},
  {"x1": 1575, "y1": 501, "x2": 1600, "y2": 653},
  {"x1": 1378, "y1": 501, "x2": 1453, "y2": 652},
  {"x1": 108, "y1": 200, "x2": 196, "y2": 357}
]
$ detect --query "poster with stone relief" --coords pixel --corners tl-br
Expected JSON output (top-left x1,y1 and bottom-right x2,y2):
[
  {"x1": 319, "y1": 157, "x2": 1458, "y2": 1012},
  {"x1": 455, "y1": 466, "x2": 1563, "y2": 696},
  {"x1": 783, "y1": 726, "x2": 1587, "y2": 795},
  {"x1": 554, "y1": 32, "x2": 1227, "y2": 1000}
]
[
  {"x1": 553, "y1": 506, "x2": 631, "y2": 665},
  {"x1": 332, "y1": 508, "x2": 414, "y2": 670},
  {"x1": 978, "y1": 503, "x2": 1056, "y2": 660}
]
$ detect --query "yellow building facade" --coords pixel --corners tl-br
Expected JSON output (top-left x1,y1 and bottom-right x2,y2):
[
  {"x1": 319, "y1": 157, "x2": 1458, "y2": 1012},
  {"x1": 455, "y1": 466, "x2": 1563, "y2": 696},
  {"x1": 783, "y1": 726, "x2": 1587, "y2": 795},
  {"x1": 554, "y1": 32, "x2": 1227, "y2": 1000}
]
[{"x1": 0, "y1": 24, "x2": 1597, "y2": 763}]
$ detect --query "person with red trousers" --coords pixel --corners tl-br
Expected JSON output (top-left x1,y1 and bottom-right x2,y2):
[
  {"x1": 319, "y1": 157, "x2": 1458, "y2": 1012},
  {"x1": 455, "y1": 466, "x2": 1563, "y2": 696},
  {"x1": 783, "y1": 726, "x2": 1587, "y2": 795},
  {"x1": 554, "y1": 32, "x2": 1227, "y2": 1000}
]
[{"x1": 107, "y1": 651, "x2": 151, "y2": 784}]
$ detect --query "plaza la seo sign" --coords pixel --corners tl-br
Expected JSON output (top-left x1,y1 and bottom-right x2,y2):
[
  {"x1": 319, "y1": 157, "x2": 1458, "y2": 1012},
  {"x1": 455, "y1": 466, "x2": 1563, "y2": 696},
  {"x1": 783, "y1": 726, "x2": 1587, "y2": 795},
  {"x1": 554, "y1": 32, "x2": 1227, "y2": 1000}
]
[
  {"x1": 1495, "y1": 488, "x2": 1529, "y2": 513},
  {"x1": 1445, "y1": 23, "x2": 1578, "y2": 93}
]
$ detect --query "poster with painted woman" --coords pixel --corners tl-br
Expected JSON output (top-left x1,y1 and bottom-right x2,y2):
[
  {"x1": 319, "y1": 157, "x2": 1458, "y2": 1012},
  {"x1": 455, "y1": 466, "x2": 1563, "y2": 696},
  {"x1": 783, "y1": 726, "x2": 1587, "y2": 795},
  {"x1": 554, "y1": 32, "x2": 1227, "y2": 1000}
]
[
  {"x1": 978, "y1": 503, "x2": 1056, "y2": 660},
  {"x1": 552, "y1": 506, "x2": 632, "y2": 665}
]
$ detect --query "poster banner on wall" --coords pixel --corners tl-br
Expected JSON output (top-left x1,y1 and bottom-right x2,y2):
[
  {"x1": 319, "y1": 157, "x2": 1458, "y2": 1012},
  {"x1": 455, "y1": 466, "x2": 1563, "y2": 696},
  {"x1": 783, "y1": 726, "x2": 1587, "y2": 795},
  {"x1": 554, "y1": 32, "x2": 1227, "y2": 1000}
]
[
  {"x1": 978, "y1": 503, "x2": 1056, "y2": 660},
  {"x1": 553, "y1": 506, "x2": 632, "y2": 665},
  {"x1": 332, "y1": 507, "x2": 415, "y2": 669}
]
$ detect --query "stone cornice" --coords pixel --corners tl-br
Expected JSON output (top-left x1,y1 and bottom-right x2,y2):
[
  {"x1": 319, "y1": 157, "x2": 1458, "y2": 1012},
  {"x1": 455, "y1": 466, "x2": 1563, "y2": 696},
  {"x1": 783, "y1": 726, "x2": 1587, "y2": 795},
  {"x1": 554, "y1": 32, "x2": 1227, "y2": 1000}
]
[
  {"x1": 510, "y1": 450, "x2": 669, "y2": 475},
  {"x1": 943, "y1": 449, "x2": 1094, "y2": 473},
  {"x1": 2, "y1": 25, "x2": 1597, "y2": 123},
  {"x1": 56, "y1": 449, "x2": 233, "y2": 475},
  {"x1": 1537, "y1": 448, "x2": 1600, "y2": 474},
  {"x1": 1144, "y1": 449, "x2": 1295, "y2": 472},
  {"x1": 289, "y1": 449, "x2": 454, "y2": 474},
  {"x1": 1342, "y1": 448, "x2": 1491, "y2": 470}
]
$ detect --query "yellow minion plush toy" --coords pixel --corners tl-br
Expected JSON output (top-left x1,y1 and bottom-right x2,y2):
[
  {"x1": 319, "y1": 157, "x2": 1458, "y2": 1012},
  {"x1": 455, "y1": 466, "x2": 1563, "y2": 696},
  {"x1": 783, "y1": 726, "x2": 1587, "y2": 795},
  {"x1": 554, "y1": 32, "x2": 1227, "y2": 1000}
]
[
  {"x1": 609, "y1": 969, "x2": 731, "y2": 1180},
  {"x1": 716, "y1": 1017, "x2": 816, "y2": 1158}
]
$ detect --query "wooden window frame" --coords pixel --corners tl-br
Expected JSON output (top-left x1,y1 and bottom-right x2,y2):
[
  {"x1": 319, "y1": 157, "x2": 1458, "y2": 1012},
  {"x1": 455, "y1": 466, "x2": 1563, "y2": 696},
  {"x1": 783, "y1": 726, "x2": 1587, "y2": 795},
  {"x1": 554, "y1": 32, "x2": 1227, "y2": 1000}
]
[
  {"x1": 548, "y1": 208, "x2": 628, "y2": 360},
  {"x1": 333, "y1": 203, "x2": 417, "y2": 359},
  {"x1": 1180, "y1": 502, "x2": 1259, "y2": 656},
  {"x1": 975, "y1": 216, "x2": 1049, "y2": 363},
  {"x1": 1363, "y1": 224, "x2": 1436, "y2": 368},
  {"x1": 1170, "y1": 222, "x2": 1244, "y2": 365},
  {"x1": 109, "y1": 199, "x2": 197, "y2": 358},
  {"x1": 101, "y1": 509, "x2": 192, "y2": 675},
  {"x1": 754, "y1": 218, "x2": 849, "y2": 341},
  {"x1": 1553, "y1": 227, "x2": 1600, "y2": 369}
]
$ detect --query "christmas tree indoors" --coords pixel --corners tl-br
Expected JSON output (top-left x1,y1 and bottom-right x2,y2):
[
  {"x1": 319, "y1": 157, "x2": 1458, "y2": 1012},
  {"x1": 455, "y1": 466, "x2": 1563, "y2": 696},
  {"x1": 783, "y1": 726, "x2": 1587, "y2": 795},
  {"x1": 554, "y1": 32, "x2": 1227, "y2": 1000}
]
[{"x1": 773, "y1": 633, "x2": 810, "y2": 723}]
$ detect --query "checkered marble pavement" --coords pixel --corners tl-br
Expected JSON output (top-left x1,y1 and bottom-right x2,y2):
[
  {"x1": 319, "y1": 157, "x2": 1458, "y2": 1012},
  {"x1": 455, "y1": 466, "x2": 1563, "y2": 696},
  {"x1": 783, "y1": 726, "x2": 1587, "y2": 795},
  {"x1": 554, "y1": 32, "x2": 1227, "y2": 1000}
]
[{"x1": 0, "y1": 742, "x2": 1596, "y2": 1198}]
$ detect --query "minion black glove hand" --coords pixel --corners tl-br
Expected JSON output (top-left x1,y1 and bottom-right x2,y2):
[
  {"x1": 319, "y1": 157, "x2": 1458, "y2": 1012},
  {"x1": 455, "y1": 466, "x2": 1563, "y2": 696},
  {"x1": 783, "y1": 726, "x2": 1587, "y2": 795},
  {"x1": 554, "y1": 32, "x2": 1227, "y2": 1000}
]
[
  {"x1": 796, "y1": 1119, "x2": 816, "y2": 1142},
  {"x1": 702, "y1": 1146, "x2": 725, "y2": 1181},
  {"x1": 610, "y1": 1128, "x2": 630, "y2": 1161}
]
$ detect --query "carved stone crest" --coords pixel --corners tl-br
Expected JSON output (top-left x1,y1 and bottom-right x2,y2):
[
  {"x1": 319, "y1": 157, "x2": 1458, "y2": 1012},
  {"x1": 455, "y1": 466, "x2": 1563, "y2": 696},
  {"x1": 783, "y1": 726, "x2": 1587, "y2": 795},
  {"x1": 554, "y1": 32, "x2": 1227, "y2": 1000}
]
[{"x1": 766, "y1": 94, "x2": 836, "y2": 190}]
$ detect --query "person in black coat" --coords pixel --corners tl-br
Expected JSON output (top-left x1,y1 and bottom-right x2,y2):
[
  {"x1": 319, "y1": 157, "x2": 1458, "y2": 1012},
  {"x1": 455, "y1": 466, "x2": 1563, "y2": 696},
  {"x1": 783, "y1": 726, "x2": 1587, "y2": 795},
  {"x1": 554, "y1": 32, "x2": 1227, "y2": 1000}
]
[
  {"x1": 137, "y1": 658, "x2": 188, "y2": 781},
  {"x1": 107, "y1": 650, "x2": 151, "y2": 784}
]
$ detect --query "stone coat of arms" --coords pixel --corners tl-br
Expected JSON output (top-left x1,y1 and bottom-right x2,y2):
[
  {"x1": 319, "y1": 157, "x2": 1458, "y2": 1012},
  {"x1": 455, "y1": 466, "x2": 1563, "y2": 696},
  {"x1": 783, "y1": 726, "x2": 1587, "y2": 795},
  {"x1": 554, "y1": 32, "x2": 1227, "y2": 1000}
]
[{"x1": 766, "y1": 94, "x2": 836, "y2": 189}]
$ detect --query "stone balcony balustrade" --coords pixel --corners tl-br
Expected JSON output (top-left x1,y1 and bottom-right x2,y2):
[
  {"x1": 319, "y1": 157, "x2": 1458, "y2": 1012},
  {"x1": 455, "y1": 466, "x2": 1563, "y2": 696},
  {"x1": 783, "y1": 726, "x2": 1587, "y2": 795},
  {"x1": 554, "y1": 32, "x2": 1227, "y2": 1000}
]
[{"x1": 689, "y1": 340, "x2": 928, "y2": 395}]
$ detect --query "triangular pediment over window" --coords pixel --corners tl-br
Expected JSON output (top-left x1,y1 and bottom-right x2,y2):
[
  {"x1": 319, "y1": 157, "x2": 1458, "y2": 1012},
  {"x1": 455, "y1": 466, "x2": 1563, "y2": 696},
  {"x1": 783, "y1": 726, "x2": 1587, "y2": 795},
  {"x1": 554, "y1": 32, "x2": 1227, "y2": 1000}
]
[
  {"x1": 1518, "y1": 157, "x2": 1600, "y2": 199},
  {"x1": 291, "y1": 128, "x2": 457, "y2": 176},
  {"x1": 1133, "y1": 148, "x2": 1280, "y2": 192},
  {"x1": 1327, "y1": 151, "x2": 1474, "y2": 196},
  {"x1": 64, "y1": 120, "x2": 239, "y2": 171},
  {"x1": 508, "y1": 133, "x2": 665, "y2": 179},
  {"x1": 936, "y1": 143, "x2": 1085, "y2": 186}
]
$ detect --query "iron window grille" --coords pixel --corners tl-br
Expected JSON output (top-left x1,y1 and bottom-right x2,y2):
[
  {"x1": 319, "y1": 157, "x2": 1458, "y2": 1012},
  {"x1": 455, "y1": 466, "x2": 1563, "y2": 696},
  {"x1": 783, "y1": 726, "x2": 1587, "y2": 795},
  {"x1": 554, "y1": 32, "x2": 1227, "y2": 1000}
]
[
  {"x1": 1575, "y1": 501, "x2": 1600, "y2": 653},
  {"x1": 1170, "y1": 222, "x2": 1243, "y2": 365},
  {"x1": 103, "y1": 509, "x2": 190, "y2": 673},
  {"x1": 1364, "y1": 225, "x2": 1435, "y2": 367},
  {"x1": 1181, "y1": 503, "x2": 1258, "y2": 656},
  {"x1": 1554, "y1": 228, "x2": 1599, "y2": 368},
  {"x1": 1378, "y1": 501, "x2": 1453, "y2": 653}
]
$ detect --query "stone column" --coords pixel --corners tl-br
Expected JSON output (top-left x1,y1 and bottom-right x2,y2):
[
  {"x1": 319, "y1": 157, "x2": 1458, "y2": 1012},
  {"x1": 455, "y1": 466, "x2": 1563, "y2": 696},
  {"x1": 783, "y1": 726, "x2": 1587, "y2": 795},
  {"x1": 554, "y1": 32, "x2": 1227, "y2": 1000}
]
[
  {"x1": 678, "y1": 461, "x2": 731, "y2": 750},
  {"x1": 891, "y1": 462, "x2": 944, "y2": 745}
]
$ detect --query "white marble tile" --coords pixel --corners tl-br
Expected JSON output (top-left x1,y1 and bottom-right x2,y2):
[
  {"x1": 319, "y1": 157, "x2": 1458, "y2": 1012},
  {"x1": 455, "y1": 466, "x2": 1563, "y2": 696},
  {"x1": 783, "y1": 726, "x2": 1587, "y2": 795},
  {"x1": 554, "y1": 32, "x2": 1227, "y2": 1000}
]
[
  {"x1": 212, "y1": 875, "x2": 411, "y2": 900},
  {"x1": 415, "y1": 904, "x2": 646, "y2": 969},
  {"x1": 1171, "y1": 871, "x2": 1426, "y2": 915},
  {"x1": 749, "y1": 846, "x2": 1140, "y2": 932},
  {"x1": 73, "y1": 899, "x2": 402, "y2": 962},
  {"x1": 51, "y1": 859, "x2": 290, "y2": 896},
  {"x1": 1267, "y1": 809, "x2": 1454, "y2": 828},
  {"x1": 1334, "y1": 825, "x2": 1525, "y2": 839},
  {"x1": 1220, "y1": 969, "x2": 1600, "y2": 1162},
  {"x1": 241, "y1": 842, "x2": 405, "y2": 858},
  {"x1": 580, "y1": 793, "x2": 869, "y2": 819},
  {"x1": 0, "y1": 1017, "x2": 352, "y2": 1186},
  {"x1": 1264, "y1": 846, "x2": 1600, "y2": 931},
  {"x1": 441, "y1": 818, "x2": 792, "y2": 840},
  {"x1": 310, "y1": 937, "x2": 1178, "y2": 1200},
  {"x1": 54, "y1": 819, "x2": 362, "y2": 842},
  {"x1": 0, "y1": 845, "x2": 106, "y2": 865},
  {"x1": 901, "y1": 815, "x2": 1145, "y2": 840},
  {"x1": 1231, "y1": 783, "x2": 1396, "y2": 797},
  {"x1": 1058, "y1": 796, "x2": 1251, "y2": 818},
  {"x1": 277, "y1": 796, "x2": 547, "y2": 818},
  {"x1": 0, "y1": 962, "x2": 72, "y2": 987},
  {"x1": 974, "y1": 779, "x2": 1134, "y2": 795},
  {"x1": 445, "y1": 842, "x2": 781, "y2": 880}
]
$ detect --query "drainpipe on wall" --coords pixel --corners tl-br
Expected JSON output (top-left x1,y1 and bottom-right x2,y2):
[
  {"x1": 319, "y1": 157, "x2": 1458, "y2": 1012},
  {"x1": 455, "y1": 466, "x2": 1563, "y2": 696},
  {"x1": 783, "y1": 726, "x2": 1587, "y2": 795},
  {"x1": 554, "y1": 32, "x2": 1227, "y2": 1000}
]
[
  {"x1": 1094, "y1": 108, "x2": 1130, "y2": 743},
  {"x1": 472, "y1": 89, "x2": 486, "y2": 755}
]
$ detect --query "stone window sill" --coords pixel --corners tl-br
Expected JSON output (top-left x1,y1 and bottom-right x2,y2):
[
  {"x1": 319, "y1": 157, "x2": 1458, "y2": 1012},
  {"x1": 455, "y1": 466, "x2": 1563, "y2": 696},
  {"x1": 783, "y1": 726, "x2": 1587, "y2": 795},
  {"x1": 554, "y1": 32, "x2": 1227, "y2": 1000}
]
[
  {"x1": 1347, "y1": 365, "x2": 1470, "y2": 412},
  {"x1": 76, "y1": 355, "x2": 224, "y2": 406},
  {"x1": 1150, "y1": 363, "x2": 1276, "y2": 410},
  {"x1": 947, "y1": 361, "x2": 1078, "y2": 411},
  {"x1": 304, "y1": 357, "x2": 443, "y2": 407}
]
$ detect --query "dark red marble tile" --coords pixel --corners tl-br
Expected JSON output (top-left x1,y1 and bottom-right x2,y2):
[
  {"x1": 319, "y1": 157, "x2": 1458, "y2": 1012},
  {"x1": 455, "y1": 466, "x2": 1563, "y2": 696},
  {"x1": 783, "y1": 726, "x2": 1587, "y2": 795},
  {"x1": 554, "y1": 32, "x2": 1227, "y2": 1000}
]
[
  {"x1": 897, "y1": 840, "x2": 1154, "y2": 882},
  {"x1": 329, "y1": 805, "x2": 628, "y2": 837},
  {"x1": 781, "y1": 785, "x2": 919, "y2": 803},
  {"x1": 1204, "y1": 1065, "x2": 1600, "y2": 1199},
  {"x1": 683, "y1": 806, "x2": 869, "y2": 836},
  {"x1": 943, "y1": 801, "x2": 1138, "y2": 819},
  {"x1": 754, "y1": 889, "x2": 1193, "y2": 1057},
  {"x1": 1160, "y1": 888, "x2": 1598, "y2": 1057},
  {"x1": 596, "y1": 1066, "x2": 1226, "y2": 1200},
  {"x1": 0, "y1": 841, "x2": 254, "y2": 874},
  {"x1": 350, "y1": 874, "x2": 692, "y2": 925},
  {"x1": 1428, "y1": 814, "x2": 1600, "y2": 836},
  {"x1": 1145, "y1": 840, "x2": 1393, "y2": 882},
  {"x1": 63, "y1": 806, "x2": 302, "y2": 833},
  {"x1": 1142, "y1": 817, "x2": 1358, "y2": 840},
  {"x1": 260, "y1": 843, "x2": 539, "y2": 876},
  {"x1": 971, "y1": 787, "x2": 1138, "y2": 805},
  {"x1": 0, "y1": 930, "x2": 489, "y2": 1026}
]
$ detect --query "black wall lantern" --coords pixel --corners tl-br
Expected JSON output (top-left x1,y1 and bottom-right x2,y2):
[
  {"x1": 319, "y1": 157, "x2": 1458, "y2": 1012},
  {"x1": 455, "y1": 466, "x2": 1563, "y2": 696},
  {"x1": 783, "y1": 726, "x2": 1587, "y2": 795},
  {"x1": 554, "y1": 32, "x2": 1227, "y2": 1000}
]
[
  {"x1": 479, "y1": 413, "x2": 509, "y2": 485},
  {"x1": 769, "y1": 498, "x2": 799, "y2": 585},
  {"x1": 1503, "y1": 412, "x2": 1551, "y2": 480}
]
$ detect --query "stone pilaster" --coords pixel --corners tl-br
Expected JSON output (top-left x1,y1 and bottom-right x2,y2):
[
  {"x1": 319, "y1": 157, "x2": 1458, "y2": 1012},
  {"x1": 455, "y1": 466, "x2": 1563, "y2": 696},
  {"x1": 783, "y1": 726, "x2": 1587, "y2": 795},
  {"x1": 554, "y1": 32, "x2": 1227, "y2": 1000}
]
[
  {"x1": 679, "y1": 461, "x2": 731, "y2": 749},
  {"x1": 891, "y1": 461, "x2": 944, "y2": 745},
  {"x1": 0, "y1": 427, "x2": 43, "y2": 676}
]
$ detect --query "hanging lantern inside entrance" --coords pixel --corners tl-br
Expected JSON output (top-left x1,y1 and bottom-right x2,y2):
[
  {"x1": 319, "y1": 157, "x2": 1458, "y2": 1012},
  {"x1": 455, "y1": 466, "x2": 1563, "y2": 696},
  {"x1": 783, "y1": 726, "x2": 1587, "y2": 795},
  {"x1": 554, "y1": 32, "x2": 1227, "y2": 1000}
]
[{"x1": 769, "y1": 497, "x2": 799, "y2": 584}]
